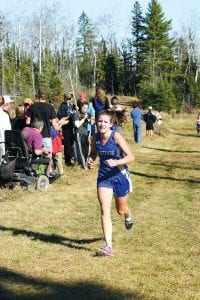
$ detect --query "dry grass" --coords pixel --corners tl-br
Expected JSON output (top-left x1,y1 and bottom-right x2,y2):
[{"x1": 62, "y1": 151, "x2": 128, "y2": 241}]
[{"x1": 0, "y1": 113, "x2": 199, "y2": 299}]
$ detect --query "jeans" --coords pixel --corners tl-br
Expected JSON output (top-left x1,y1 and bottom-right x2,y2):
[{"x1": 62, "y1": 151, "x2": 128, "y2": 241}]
[{"x1": 133, "y1": 124, "x2": 142, "y2": 144}]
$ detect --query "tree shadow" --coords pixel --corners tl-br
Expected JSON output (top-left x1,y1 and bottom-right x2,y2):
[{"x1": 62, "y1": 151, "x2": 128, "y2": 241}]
[
  {"x1": 130, "y1": 171, "x2": 200, "y2": 184},
  {"x1": 0, "y1": 226, "x2": 102, "y2": 252},
  {"x1": 137, "y1": 160, "x2": 200, "y2": 171},
  {"x1": 142, "y1": 146, "x2": 200, "y2": 154},
  {"x1": 0, "y1": 267, "x2": 144, "y2": 300},
  {"x1": 173, "y1": 132, "x2": 200, "y2": 138}
]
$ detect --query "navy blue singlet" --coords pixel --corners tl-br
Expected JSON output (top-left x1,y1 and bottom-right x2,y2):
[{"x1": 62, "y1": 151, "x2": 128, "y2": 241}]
[{"x1": 95, "y1": 130, "x2": 127, "y2": 181}]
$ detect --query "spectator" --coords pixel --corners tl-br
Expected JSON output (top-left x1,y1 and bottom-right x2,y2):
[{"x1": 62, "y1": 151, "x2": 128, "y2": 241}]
[
  {"x1": 57, "y1": 92, "x2": 74, "y2": 166},
  {"x1": 51, "y1": 126, "x2": 64, "y2": 176},
  {"x1": 110, "y1": 96, "x2": 127, "y2": 132},
  {"x1": 110, "y1": 96, "x2": 123, "y2": 111},
  {"x1": 12, "y1": 105, "x2": 26, "y2": 131},
  {"x1": 156, "y1": 111, "x2": 163, "y2": 127},
  {"x1": 87, "y1": 97, "x2": 95, "y2": 137},
  {"x1": 77, "y1": 92, "x2": 87, "y2": 111},
  {"x1": 21, "y1": 118, "x2": 49, "y2": 157},
  {"x1": 26, "y1": 89, "x2": 63, "y2": 176},
  {"x1": 143, "y1": 106, "x2": 156, "y2": 138},
  {"x1": 73, "y1": 101, "x2": 89, "y2": 169},
  {"x1": 0, "y1": 95, "x2": 14, "y2": 163},
  {"x1": 196, "y1": 113, "x2": 200, "y2": 134},
  {"x1": 130, "y1": 102, "x2": 143, "y2": 143},
  {"x1": 92, "y1": 87, "x2": 110, "y2": 122},
  {"x1": 23, "y1": 98, "x2": 33, "y2": 119}
]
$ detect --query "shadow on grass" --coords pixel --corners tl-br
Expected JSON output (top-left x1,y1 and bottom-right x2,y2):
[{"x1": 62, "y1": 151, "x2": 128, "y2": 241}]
[
  {"x1": 173, "y1": 132, "x2": 200, "y2": 138},
  {"x1": 130, "y1": 171, "x2": 200, "y2": 184},
  {"x1": 0, "y1": 226, "x2": 102, "y2": 252},
  {"x1": 137, "y1": 160, "x2": 200, "y2": 171},
  {"x1": 142, "y1": 146, "x2": 200, "y2": 154},
  {"x1": 0, "y1": 267, "x2": 142, "y2": 300}
]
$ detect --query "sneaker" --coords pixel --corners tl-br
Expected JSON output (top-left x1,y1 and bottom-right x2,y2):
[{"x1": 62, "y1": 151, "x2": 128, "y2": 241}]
[
  {"x1": 125, "y1": 217, "x2": 134, "y2": 230},
  {"x1": 98, "y1": 245, "x2": 114, "y2": 256}
]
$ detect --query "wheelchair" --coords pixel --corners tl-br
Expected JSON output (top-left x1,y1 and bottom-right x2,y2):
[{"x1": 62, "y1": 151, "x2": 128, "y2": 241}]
[{"x1": 0, "y1": 130, "x2": 50, "y2": 190}]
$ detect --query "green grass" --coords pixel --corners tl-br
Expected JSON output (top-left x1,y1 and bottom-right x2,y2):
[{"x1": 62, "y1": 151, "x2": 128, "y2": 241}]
[{"x1": 0, "y1": 113, "x2": 199, "y2": 299}]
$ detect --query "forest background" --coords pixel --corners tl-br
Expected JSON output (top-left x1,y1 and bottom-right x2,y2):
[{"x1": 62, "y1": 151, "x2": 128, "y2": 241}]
[{"x1": 0, "y1": 0, "x2": 200, "y2": 111}]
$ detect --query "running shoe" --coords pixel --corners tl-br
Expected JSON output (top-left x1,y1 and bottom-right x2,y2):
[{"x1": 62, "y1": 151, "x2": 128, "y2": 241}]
[
  {"x1": 98, "y1": 245, "x2": 114, "y2": 256},
  {"x1": 125, "y1": 217, "x2": 134, "y2": 230}
]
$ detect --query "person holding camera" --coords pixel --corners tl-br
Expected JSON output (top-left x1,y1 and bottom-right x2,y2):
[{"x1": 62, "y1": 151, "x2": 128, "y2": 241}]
[
  {"x1": 57, "y1": 92, "x2": 74, "y2": 166},
  {"x1": 73, "y1": 101, "x2": 89, "y2": 169}
]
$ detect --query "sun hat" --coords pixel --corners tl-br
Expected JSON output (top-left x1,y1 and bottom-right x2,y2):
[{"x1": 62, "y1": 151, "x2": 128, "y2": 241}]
[
  {"x1": 3, "y1": 95, "x2": 14, "y2": 104},
  {"x1": 23, "y1": 98, "x2": 33, "y2": 105}
]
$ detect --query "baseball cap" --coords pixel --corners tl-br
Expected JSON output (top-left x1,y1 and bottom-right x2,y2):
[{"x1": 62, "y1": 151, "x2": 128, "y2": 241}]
[
  {"x1": 148, "y1": 106, "x2": 152, "y2": 110},
  {"x1": 64, "y1": 92, "x2": 73, "y2": 100},
  {"x1": 79, "y1": 92, "x2": 87, "y2": 100},
  {"x1": 3, "y1": 95, "x2": 14, "y2": 104}
]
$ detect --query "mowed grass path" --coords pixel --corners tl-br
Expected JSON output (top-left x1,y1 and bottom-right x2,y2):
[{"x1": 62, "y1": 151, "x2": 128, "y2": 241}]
[{"x1": 0, "y1": 114, "x2": 199, "y2": 299}]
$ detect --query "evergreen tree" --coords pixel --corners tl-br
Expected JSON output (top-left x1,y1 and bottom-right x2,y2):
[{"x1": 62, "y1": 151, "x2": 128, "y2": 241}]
[
  {"x1": 138, "y1": 0, "x2": 177, "y2": 110},
  {"x1": 76, "y1": 11, "x2": 97, "y2": 89},
  {"x1": 104, "y1": 47, "x2": 121, "y2": 94},
  {"x1": 131, "y1": 1, "x2": 145, "y2": 75},
  {"x1": 121, "y1": 40, "x2": 135, "y2": 95},
  {"x1": 95, "y1": 39, "x2": 107, "y2": 88}
]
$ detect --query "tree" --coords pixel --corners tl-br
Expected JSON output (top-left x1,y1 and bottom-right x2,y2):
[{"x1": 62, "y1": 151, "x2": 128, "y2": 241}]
[
  {"x1": 131, "y1": 1, "x2": 145, "y2": 75},
  {"x1": 76, "y1": 11, "x2": 97, "y2": 89},
  {"x1": 0, "y1": 13, "x2": 8, "y2": 94},
  {"x1": 104, "y1": 48, "x2": 121, "y2": 94},
  {"x1": 137, "y1": 0, "x2": 177, "y2": 110}
]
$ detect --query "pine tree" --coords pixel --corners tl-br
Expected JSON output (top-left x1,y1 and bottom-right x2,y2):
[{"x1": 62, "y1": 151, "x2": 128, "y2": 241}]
[
  {"x1": 76, "y1": 11, "x2": 97, "y2": 89},
  {"x1": 104, "y1": 47, "x2": 121, "y2": 94},
  {"x1": 138, "y1": 0, "x2": 177, "y2": 110},
  {"x1": 131, "y1": 1, "x2": 145, "y2": 75}
]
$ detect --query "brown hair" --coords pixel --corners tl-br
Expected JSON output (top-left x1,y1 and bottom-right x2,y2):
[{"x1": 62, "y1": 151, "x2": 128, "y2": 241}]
[
  {"x1": 111, "y1": 96, "x2": 119, "y2": 106},
  {"x1": 15, "y1": 105, "x2": 25, "y2": 117},
  {"x1": 98, "y1": 109, "x2": 116, "y2": 124},
  {"x1": 80, "y1": 101, "x2": 89, "y2": 108},
  {"x1": 0, "y1": 96, "x2": 3, "y2": 106},
  {"x1": 95, "y1": 87, "x2": 107, "y2": 104}
]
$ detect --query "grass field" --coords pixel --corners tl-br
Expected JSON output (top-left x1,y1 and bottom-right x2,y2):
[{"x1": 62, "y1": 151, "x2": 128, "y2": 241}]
[{"x1": 0, "y1": 112, "x2": 199, "y2": 299}]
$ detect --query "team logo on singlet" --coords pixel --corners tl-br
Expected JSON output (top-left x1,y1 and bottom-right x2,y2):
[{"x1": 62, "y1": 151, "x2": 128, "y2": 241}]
[{"x1": 98, "y1": 150, "x2": 115, "y2": 156}]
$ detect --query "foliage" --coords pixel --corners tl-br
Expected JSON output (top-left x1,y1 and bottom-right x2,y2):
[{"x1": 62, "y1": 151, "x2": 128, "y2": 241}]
[{"x1": 0, "y1": 3, "x2": 199, "y2": 109}]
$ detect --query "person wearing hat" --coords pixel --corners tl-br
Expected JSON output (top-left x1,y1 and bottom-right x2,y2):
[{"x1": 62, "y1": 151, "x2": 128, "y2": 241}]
[
  {"x1": 0, "y1": 95, "x2": 14, "y2": 163},
  {"x1": 57, "y1": 92, "x2": 75, "y2": 166},
  {"x1": 77, "y1": 92, "x2": 87, "y2": 111},
  {"x1": 143, "y1": 106, "x2": 156, "y2": 138}
]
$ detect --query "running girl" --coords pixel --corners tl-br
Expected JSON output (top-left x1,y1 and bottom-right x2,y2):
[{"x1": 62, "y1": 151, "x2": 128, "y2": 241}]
[{"x1": 88, "y1": 110, "x2": 135, "y2": 256}]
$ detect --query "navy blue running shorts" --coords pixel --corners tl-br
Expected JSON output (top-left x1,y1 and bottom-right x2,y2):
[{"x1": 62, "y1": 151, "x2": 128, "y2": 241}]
[{"x1": 97, "y1": 172, "x2": 130, "y2": 197}]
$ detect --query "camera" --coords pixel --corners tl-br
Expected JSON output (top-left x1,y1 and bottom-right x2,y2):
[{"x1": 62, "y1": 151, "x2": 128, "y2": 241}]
[{"x1": 80, "y1": 112, "x2": 89, "y2": 120}]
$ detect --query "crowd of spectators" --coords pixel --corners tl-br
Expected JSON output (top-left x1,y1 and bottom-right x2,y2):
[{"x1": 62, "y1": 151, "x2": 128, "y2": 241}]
[{"x1": 0, "y1": 88, "x2": 130, "y2": 179}]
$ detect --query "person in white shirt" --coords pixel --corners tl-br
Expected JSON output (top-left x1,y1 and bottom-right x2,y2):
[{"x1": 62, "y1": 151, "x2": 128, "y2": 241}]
[{"x1": 0, "y1": 95, "x2": 14, "y2": 163}]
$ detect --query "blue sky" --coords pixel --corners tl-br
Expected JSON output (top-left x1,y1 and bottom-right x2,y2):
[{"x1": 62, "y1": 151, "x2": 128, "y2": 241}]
[{"x1": 0, "y1": 0, "x2": 200, "y2": 38}]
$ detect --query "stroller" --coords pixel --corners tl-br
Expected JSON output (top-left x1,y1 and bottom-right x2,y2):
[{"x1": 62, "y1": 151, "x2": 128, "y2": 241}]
[{"x1": 0, "y1": 130, "x2": 50, "y2": 190}]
